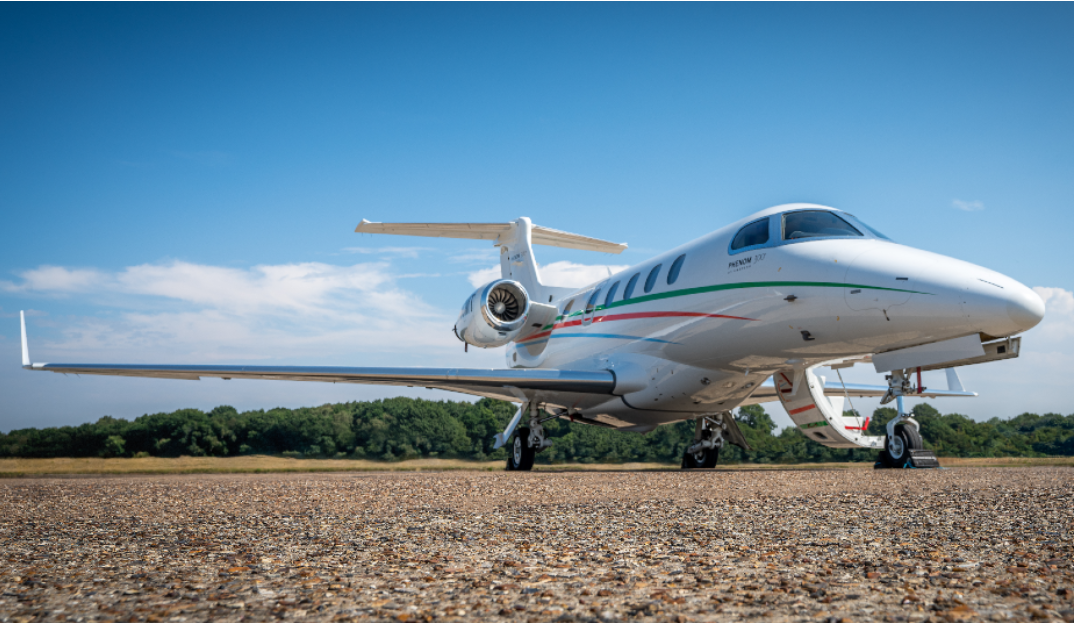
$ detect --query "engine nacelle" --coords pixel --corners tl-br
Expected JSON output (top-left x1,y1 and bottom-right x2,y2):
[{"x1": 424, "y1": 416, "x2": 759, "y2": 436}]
[{"x1": 454, "y1": 280, "x2": 531, "y2": 348}]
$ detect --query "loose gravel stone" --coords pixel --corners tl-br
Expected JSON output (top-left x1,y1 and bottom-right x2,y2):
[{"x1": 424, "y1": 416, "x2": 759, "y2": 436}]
[{"x1": 1, "y1": 467, "x2": 1072, "y2": 622}]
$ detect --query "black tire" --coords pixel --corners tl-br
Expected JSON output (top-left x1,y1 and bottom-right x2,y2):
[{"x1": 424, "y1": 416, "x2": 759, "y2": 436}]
[
  {"x1": 682, "y1": 446, "x2": 720, "y2": 469},
  {"x1": 879, "y1": 424, "x2": 923, "y2": 468},
  {"x1": 505, "y1": 427, "x2": 535, "y2": 471}
]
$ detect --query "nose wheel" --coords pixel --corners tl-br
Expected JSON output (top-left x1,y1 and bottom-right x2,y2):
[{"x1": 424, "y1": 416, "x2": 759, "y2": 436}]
[
  {"x1": 878, "y1": 424, "x2": 923, "y2": 468},
  {"x1": 874, "y1": 390, "x2": 941, "y2": 469}
]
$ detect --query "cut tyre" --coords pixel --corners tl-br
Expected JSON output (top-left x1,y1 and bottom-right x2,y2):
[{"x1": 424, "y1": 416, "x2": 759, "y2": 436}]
[
  {"x1": 879, "y1": 424, "x2": 923, "y2": 468},
  {"x1": 506, "y1": 427, "x2": 536, "y2": 471}
]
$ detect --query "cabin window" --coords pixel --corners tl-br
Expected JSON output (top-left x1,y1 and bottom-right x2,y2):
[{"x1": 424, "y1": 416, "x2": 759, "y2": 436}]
[
  {"x1": 585, "y1": 288, "x2": 602, "y2": 313},
  {"x1": 644, "y1": 264, "x2": 662, "y2": 294},
  {"x1": 562, "y1": 299, "x2": 574, "y2": 316},
  {"x1": 667, "y1": 254, "x2": 686, "y2": 285},
  {"x1": 623, "y1": 273, "x2": 641, "y2": 300},
  {"x1": 604, "y1": 281, "x2": 620, "y2": 307},
  {"x1": 731, "y1": 218, "x2": 770, "y2": 251},
  {"x1": 782, "y1": 210, "x2": 863, "y2": 240}
]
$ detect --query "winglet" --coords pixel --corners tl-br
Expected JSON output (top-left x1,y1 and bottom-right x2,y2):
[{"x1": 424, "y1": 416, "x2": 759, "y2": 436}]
[
  {"x1": 20, "y1": 310, "x2": 30, "y2": 368},
  {"x1": 945, "y1": 367, "x2": 965, "y2": 393}
]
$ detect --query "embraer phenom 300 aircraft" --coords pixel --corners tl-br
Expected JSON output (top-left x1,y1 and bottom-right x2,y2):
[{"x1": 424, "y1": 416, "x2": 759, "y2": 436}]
[{"x1": 20, "y1": 204, "x2": 1044, "y2": 470}]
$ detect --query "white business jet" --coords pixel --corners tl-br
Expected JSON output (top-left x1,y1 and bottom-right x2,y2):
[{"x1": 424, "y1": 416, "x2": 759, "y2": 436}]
[{"x1": 20, "y1": 204, "x2": 1044, "y2": 470}]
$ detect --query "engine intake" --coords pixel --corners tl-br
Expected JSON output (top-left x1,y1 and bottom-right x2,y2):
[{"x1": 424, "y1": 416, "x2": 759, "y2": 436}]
[{"x1": 454, "y1": 280, "x2": 531, "y2": 348}]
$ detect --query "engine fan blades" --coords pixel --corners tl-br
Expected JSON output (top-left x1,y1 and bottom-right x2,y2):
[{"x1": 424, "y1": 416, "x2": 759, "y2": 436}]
[{"x1": 488, "y1": 288, "x2": 521, "y2": 321}]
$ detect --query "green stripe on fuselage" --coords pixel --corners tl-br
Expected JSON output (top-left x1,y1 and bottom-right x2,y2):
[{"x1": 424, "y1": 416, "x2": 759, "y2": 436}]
[{"x1": 540, "y1": 280, "x2": 930, "y2": 330}]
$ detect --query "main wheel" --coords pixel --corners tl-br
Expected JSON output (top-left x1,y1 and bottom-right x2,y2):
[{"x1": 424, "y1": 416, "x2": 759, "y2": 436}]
[
  {"x1": 682, "y1": 445, "x2": 720, "y2": 469},
  {"x1": 879, "y1": 424, "x2": 923, "y2": 468},
  {"x1": 505, "y1": 427, "x2": 536, "y2": 471}
]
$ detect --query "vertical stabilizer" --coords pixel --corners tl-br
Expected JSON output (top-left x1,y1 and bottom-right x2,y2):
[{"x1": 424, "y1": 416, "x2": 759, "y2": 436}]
[{"x1": 497, "y1": 218, "x2": 547, "y2": 302}]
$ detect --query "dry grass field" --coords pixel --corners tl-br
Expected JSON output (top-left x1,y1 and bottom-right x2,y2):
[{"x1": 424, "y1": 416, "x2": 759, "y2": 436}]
[
  {"x1": 1, "y1": 454, "x2": 1072, "y2": 477},
  {"x1": 0, "y1": 468, "x2": 1071, "y2": 622}
]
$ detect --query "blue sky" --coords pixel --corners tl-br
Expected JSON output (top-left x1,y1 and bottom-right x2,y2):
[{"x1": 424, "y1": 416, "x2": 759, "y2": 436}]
[{"x1": 2, "y1": 3, "x2": 1072, "y2": 432}]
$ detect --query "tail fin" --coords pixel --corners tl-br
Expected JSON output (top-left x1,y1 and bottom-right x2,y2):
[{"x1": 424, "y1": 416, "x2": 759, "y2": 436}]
[{"x1": 355, "y1": 217, "x2": 626, "y2": 302}]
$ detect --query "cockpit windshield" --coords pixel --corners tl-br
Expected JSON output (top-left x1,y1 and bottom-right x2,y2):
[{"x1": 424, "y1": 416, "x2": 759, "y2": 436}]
[
  {"x1": 728, "y1": 208, "x2": 895, "y2": 255},
  {"x1": 782, "y1": 210, "x2": 863, "y2": 240},
  {"x1": 851, "y1": 218, "x2": 893, "y2": 241}
]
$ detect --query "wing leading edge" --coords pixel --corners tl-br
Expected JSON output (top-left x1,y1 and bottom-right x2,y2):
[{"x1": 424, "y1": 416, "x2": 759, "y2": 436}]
[{"x1": 23, "y1": 362, "x2": 616, "y2": 401}]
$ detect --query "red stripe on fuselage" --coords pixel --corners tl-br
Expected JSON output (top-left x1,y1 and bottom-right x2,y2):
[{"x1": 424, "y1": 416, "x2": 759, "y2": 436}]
[
  {"x1": 517, "y1": 310, "x2": 756, "y2": 343},
  {"x1": 788, "y1": 404, "x2": 816, "y2": 415}
]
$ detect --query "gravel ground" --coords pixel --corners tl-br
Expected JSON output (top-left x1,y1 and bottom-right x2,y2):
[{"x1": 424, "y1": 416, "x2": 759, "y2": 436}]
[{"x1": 1, "y1": 468, "x2": 1072, "y2": 623}]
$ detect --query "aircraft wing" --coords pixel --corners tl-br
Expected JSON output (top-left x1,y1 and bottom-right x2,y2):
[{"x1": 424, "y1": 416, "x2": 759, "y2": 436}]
[
  {"x1": 17, "y1": 312, "x2": 615, "y2": 402},
  {"x1": 742, "y1": 375, "x2": 977, "y2": 405},
  {"x1": 22, "y1": 362, "x2": 616, "y2": 402}
]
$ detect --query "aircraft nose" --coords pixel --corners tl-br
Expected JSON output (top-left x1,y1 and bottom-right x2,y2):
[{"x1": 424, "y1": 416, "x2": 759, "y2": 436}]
[{"x1": 1006, "y1": 283, "x2": 1045, "y2": 332}]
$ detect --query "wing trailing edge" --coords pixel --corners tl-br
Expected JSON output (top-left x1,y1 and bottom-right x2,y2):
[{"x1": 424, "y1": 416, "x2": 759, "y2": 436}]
[{"x1": 354, "y1": 219, "x2": 627, "y2": 254}]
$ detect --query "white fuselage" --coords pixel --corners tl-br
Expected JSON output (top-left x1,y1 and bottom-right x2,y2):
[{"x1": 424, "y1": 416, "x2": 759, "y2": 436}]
[{"x1": 506, "y1": 204, "x2": 1043, "y2": 430}]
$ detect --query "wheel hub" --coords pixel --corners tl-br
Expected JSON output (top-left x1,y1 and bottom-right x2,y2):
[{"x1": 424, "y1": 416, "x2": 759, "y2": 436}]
[
  {"x1": 513, "y1": 436, "x2": 523, "y2": 465},
  {"x1": 888, "y1": 434, "x2": 905, "y2": 459}
]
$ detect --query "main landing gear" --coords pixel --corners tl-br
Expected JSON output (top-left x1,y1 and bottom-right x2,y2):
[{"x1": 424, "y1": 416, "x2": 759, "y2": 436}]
[
  {"x1": 506, "y1": 426, "x2": 536, "y2": 471},
  {"x1": 682, "y1": 415, "x2": 725, "y2": 469},
  {"x1": 497, "y1": 402, "x2": 554, "y2": 471}
]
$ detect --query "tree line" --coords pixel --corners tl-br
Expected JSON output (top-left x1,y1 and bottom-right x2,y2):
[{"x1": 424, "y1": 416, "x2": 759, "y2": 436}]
[{"x1": 1, "y1": 398, "x2": 1071, "y2": 463}]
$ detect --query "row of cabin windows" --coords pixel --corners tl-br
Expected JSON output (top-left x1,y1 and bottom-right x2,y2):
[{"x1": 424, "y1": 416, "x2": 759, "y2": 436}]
[
  {"x1": 562, "y1": 211, "x2": 879, "y2": 315},
  {"x1": 567, "y1": 253, "x2": 687, "y2": 315}
]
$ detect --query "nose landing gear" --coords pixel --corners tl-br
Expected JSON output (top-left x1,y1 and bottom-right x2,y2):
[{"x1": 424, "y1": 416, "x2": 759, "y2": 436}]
[{"x1": 875, "y1": 385, "x2": 941, "y2": 469}]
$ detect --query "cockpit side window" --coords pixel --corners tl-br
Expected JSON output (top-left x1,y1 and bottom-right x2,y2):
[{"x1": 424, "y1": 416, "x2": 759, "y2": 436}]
[
  {"x1": 731, "y1": 218, "x2": 770, "y2": 251},
  {"x1": 782, "y1": 210, "x2": 863, "y2": 240}
]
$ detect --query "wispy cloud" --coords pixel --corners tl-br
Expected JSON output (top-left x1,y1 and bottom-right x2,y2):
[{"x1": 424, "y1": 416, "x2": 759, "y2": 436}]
[
  {"x1": 448, "y1": 248, "x2": 500, "y2": 264},
  {"x1": 8, "y1": 261, "x2": 459, "y2": 363},
  {"x1": 952, "y1": 199, "x2": 985, "y2": 212},
  {"x1": 340, "y1": 246, "x2": 431, "y2": 258},
  {"x1": 467, "y1": 261, "x2": 631, "y2": 289},
  {"x1": 1033, "y1": 287, "x2": 1074, "y2": 341}
]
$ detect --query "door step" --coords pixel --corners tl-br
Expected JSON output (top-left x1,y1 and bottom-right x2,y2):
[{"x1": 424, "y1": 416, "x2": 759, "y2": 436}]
[{"x1": 908, "y1": 449, "x2": 941, "y2": 468}]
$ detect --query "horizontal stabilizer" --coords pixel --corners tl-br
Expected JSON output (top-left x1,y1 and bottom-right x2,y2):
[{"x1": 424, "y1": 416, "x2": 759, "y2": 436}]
[
  {"x1": 355, "y1": 219, "x2": 627, "y2": 254},
  {"x1": 745, "y1": 375, "x2": 976, "y2": 405}
]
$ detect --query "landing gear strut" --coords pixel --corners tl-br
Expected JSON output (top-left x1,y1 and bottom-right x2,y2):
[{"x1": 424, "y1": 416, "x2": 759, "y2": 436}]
[
  {"x1": 507, "y1": 427, "x2": 536, "y2": 471},
  {"x1": 501, "y1": 402, "x2": 553, "y2": 471},
  {"x1": 682, "y1": 415, "x2": 725, "y2": 469},
  {"x1": 875, "y1": 375, "x2": 940, "y2": 469}
]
